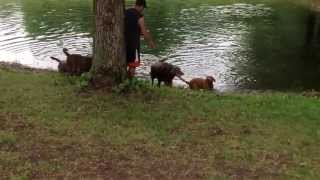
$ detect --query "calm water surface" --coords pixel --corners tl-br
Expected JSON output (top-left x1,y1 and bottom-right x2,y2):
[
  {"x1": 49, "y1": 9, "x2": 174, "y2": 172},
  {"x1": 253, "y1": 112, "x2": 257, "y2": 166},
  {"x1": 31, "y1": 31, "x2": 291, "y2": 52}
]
[{"x1": 0, "y1": 0, "x2": 318, "y2": 91}]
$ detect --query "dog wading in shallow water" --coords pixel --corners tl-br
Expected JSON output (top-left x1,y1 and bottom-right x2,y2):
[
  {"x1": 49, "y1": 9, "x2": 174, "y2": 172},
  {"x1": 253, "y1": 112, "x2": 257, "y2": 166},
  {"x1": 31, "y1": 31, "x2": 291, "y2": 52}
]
[
  {"x1": 150, "y1": 62, "x2": 184, "y2": 87},
  {"x1": 179, "y1": 76, "x2": 216, "y2": 90},
  {"x1": 50, "y1": 56, "x2": 69, "y2": 73},
  {"x1": 50, "y1": 48, "x2": 92, "y2": 76}
]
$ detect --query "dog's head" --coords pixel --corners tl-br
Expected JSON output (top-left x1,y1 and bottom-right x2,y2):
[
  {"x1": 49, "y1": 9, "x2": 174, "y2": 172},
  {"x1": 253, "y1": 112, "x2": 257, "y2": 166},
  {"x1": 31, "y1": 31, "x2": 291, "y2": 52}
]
[
  {"x1": 171, "y1": 65, "x2": 184, "y2": 77},
  {"x1": 206, "y1": 76, "x2": 216, "y2": 89}
]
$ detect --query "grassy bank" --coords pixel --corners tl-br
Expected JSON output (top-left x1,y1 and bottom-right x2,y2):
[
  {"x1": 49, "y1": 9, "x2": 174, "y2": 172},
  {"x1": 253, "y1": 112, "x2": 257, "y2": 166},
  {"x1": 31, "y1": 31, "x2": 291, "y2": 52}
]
[{"x1": 0, "y1": 64, "x2": 319, "y2": 180}]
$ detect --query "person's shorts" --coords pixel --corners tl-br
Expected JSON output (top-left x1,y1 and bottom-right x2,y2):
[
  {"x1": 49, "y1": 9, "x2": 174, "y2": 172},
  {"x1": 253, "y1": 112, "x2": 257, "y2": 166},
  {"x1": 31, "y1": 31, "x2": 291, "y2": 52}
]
[
  {"x1": 127, "y1": 49, "x2": 140, "y2": 68},
  {"x1": 127, "y1": 59, "x2": 140, "y2": 68}
]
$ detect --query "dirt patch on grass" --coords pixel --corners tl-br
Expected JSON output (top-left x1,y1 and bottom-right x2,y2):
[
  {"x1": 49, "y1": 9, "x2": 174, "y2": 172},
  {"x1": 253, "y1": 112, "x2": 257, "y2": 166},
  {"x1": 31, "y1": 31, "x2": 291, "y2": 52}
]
[
  {"x1": 1, "y1": 112, "x2": 318, "y2": 179},
  {"x1": 23, "y1": 142, "x2": 207, "y2": 179},
  {"x1": 170, "y1": 117, "x2": 225, "y2": 138},
  {"x1": 214, "y1": 151, "x2": 295, "y2": 180},
  {"x1": 0, "y1": 112, "x2": 34, "y2": 132},
  {"x1": 0, "y1": 112, "x2": 208, "y2": 179}
]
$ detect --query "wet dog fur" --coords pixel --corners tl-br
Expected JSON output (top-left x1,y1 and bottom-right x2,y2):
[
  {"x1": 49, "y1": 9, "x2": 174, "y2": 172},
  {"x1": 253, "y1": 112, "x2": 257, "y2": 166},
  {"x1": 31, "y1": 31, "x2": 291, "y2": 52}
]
[
  {"x1": 50, "y1": 48, "x2": 92, "y2": 75},
  {"x1": 150, "y1": 62, "x2": 184, "y2": 87},
  {"x1": 179, "y1": 76, "x2": 216, "y2": 90}
]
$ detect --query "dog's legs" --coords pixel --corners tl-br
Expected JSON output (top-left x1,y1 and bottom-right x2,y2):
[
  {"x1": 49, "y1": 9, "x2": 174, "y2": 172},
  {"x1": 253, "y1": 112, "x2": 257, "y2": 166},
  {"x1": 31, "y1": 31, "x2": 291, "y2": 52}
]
[
  {"x1": 164, "y1": 81, "x2": 172, "y2": 87},
  {"x1": 71, "y1": 62, "x2": 77, "y2": 75}
]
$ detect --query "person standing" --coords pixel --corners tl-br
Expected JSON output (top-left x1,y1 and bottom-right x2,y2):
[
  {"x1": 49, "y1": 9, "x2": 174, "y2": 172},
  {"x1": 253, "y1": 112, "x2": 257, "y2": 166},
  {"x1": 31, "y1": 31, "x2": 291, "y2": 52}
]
[{"x1": 125, "y1": 0, "x2": 156, "y2": 79}]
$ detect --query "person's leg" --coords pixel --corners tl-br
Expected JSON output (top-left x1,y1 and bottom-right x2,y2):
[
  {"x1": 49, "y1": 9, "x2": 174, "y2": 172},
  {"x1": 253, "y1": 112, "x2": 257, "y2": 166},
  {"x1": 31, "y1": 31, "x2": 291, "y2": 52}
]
[
  {"x1": 127, "y1": 66, "x2": 136, "y2": 79},
  {"x1": 126, "y1": 48, "x2": 136, "y2": 79}
]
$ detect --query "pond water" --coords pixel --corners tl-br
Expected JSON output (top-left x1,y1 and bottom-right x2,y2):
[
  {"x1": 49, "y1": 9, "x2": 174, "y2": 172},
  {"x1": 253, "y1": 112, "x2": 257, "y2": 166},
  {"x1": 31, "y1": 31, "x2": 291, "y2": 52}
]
[{"x1": 0, "y1": 0, "x2": 319, "y2": 91}]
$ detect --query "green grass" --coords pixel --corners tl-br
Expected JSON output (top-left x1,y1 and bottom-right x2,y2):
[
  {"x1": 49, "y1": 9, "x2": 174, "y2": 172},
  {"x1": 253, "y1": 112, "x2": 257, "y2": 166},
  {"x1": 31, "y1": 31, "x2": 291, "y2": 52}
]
[{"x1": 0, "y1": 64, "x2": 319, "y2": 179}]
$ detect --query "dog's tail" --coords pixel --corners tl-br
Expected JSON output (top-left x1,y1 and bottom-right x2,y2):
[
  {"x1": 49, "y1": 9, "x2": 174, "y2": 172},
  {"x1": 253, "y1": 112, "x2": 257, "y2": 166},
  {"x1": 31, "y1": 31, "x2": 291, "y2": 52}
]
[
  {"x1": 63, "y1": 48, "x2": 70, "y2": 57},
  {"x1": 178, "y1": 76, "x2": 190, "y2": 85},
  {"x1": 50, "y1": 56, "x2": 62, "y2": 63}
]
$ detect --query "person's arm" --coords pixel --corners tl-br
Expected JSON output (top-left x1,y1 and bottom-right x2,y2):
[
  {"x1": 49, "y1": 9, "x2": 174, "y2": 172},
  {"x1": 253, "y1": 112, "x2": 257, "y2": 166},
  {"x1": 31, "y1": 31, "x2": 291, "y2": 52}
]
[{"x1": 138, "y1": 17, "x2": 156, "y2": 48}]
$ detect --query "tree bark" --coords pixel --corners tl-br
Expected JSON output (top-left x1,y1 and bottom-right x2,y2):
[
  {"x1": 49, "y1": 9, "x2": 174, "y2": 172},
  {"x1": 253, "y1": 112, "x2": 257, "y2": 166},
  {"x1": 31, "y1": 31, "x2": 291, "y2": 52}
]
[{"x1": 91, "y1": 0, "x2": 126, "y2": 88}]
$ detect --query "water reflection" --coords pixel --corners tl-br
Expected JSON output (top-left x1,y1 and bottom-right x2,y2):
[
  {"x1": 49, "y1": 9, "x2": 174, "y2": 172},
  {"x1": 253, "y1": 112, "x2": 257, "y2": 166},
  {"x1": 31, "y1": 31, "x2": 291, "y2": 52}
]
[
  {"x1": 301, "y1": 0, "x2": 320, "y2": 90},
  {"x1": 0, "y1": 0, "x2": 319, "y2": 91},
  {"x1": 238, "y1": 1, "x2": 320, "y2": 91}
]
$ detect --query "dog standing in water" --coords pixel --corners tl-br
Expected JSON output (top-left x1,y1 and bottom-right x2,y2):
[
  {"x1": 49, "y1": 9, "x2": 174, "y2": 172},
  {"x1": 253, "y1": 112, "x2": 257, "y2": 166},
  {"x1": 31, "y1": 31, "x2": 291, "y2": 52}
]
[
  {"x1": 179, "y1": 76, "x2": 216, "y2": 90},
  {"x1": 150, "y1": 62, "x2": 184, "y2": 87},
  {"x1": 50, "y1": 48, "x2": 92, "y2": 75}
]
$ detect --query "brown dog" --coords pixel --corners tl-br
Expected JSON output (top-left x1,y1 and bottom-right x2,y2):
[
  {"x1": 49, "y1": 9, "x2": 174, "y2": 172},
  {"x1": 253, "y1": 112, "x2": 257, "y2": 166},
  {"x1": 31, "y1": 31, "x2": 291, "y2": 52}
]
[
  {"x1": 150, "y1": 62, "x2": 184, "y2": 87},
  {"x1": 50, "y1": 57, "x2": 69, "y2": 73},
  {"x1": 179, "y1": 76, "x2": 216, "y2": 90},
  {"x1": 50, "y1": 48, "x2": 92, "y2": 75}
]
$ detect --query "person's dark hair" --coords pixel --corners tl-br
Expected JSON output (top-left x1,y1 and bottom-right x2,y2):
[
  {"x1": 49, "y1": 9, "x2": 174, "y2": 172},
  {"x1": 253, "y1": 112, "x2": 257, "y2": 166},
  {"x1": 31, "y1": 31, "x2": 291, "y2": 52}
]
[{"x1": 136, "y1": 0, "x2": 147, "y2": 8}]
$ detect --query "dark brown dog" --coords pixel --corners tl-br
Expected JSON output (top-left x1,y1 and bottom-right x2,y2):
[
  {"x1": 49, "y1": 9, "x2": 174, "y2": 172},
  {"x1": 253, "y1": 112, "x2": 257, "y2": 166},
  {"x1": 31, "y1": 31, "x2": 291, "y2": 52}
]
[
  {"x1": 179, "y1": 76, "x2": 216, "y2": 90},
  {"x1": 150, "y1": 62, "x2": 184, "y2": 87},
  {"x1": 50, "y1": 56, "x2": 69, "y2": 73},
  {"x1": 50, "y1": 48, "x2": 92, "y2": 75}
]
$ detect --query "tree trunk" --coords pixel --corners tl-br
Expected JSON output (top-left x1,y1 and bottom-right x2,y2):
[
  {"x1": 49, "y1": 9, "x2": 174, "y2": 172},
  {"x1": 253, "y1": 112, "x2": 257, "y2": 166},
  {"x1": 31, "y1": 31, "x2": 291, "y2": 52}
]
[{"x1": 91, "y1": 0, "x2": 126, "y2": 88}]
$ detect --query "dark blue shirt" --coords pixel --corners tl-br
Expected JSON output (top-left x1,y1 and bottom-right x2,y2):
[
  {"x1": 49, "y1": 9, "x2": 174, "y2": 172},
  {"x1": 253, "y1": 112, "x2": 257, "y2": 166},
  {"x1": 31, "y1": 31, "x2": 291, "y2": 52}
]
[{"x1": 125, "y1": 8, "x2": 144, "y2": 62}]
